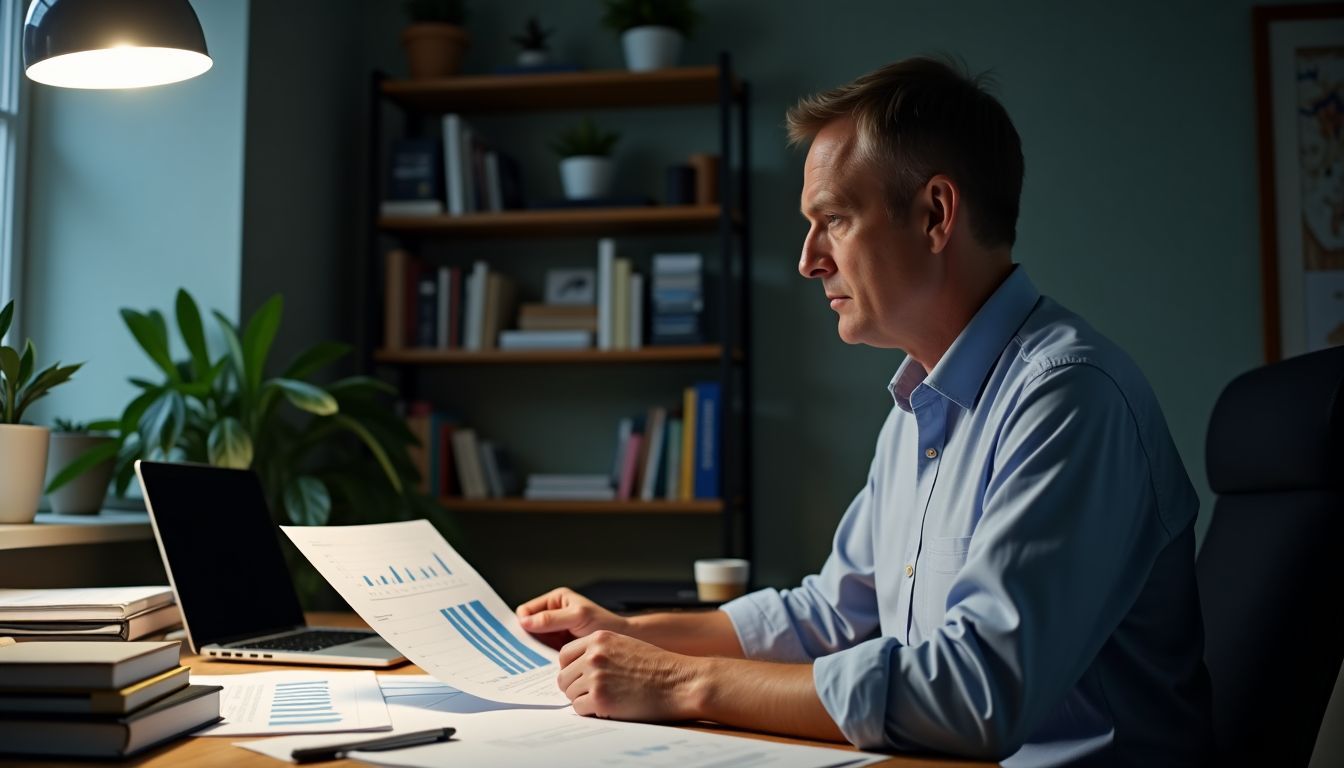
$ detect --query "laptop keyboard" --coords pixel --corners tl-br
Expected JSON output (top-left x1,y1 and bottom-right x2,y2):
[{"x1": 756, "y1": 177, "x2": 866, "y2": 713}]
[{"x1": 231, "y1": 629, "x2": 373, "y2": 652}]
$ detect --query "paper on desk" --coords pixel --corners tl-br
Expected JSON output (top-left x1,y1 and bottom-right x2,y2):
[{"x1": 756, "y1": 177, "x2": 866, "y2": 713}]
[
  {"x1": 192, "y1": 670, "x2": 391, "y2": 736},
  {"x1": 281, "y1": 521, "x2": 567, "y2": 706},
  {"x1": 235, "y1": 674, "x2": 538, "y2": 762},
  {"x1": 349, "y1": 708, "x2": 887, "y2": 768}
]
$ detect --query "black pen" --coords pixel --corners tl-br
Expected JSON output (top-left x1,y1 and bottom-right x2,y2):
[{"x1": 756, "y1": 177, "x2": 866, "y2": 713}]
[{"x1": 290, "y1": 726, "x2": 456, "y2": 763}]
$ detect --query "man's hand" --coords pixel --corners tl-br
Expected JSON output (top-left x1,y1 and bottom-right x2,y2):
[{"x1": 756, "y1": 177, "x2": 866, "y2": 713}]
[
  {"x1": 516, "y1": 587, "x2": 630, "y2": 649},
  {"x1": 557, "y1": 630, "x2": 705, "y2": 721}
]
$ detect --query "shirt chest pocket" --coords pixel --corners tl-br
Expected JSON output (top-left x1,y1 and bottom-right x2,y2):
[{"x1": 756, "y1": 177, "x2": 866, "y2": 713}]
[{"x1": 911, "y1": 536, "x2": 971, "y2": 637}]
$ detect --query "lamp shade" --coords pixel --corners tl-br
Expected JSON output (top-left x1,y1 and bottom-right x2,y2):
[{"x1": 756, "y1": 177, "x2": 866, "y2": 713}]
[{"x1": 23, "y1": 0, "x2": 212, "y2": 89}]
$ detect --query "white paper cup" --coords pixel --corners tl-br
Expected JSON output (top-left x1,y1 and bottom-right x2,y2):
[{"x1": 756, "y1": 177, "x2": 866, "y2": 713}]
[{"x1": 694, "y1": 558, "x2": 750, "y2": 602}]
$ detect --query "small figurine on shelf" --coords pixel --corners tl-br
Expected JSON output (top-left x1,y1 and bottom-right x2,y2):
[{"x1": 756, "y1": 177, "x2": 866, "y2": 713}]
[
  {"x1": 601, "y1": 0, "x2": 700, "y2": 72},
  {"x1": 401, "y1": 0, "x2": 469, "y2": 79},
  {"x1": 550, "y1": 118, "x2": 621, "y2": 200},
  {"x1": 511, "y1": 16, "x2": 553, "y2": 67}
]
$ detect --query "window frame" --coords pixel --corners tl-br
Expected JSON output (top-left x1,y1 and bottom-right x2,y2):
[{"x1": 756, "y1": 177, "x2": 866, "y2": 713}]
[{"x1": 0, "y1": 0, "x2": 29, "y2": 333}]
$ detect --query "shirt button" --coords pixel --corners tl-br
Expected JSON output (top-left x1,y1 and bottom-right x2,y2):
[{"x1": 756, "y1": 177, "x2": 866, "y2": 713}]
[
  {"x1": 925, "y1": 447, "x2": 938, "y2": 459},
  {"x1": 905, "y1": 564, "x2": 914, "y2": 577}
]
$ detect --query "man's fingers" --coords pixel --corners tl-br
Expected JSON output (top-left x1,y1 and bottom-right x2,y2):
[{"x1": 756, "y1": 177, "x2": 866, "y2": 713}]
[
  {"x1": 516, "y1": 587, "x2": 574, "y2": 618},
  {"x1": 558, "y1": 634, "x2": 591, "y2": 667},
  {"x1": 520, "y1": 604, "x2": 583, "y2": 634},
  {"x1": 556, "y1": 656, "x2": 583, "y2": 693}
]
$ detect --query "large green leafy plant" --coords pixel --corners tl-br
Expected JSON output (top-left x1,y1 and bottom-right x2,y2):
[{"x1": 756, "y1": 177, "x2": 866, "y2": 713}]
[
  {"x1": 66, "y1": 290, "x2": 437, "y2": 537},
  {"x1": 0, "y1": 301, "x2": 82, "y2": 425}
]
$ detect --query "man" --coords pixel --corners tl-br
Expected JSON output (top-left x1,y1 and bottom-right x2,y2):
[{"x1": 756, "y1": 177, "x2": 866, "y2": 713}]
[{"x1": 517, "y1": 58, "x2": 1212, "y2": 766}]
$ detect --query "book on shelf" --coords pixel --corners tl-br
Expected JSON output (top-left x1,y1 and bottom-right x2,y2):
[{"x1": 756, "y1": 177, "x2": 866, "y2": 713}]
[
  {"x1": 381, "y1": 137, "x2": 443, "y2": 218},
  {"x1": 479, "y1": 440, "x2": 504, "y2": 498},
  {"x1": 384, "y1": 249, "x2": 409, "y2": 350},
  {"x1": 610, "y1": 417, "x2": 633, "y2": 487},
  {"x1": 450, "y1": 428, "x2": 489, "y2": 499},
  {"x1": 526, "y1": 473, "x2": 613, "y2": 489},
  {"x1": 639, "y1": 407, "x2": 668, "y2": 501},
  {"x1": 612, "y1": 258, "x2": 631, "y2": 349},
  {"x1": 480, "y1": 272, "x2": 518, "y2": 351},
  {"x1": 630, "y1": 272, "x2": 644, "y2": 351},
  {"x1": 0, "y1": 683, "x2": 222, "y2": 758},
  {"x1": 379, "y1": 199, "x2": 444, "y2": 217},
  {"x1": 436, "y1": 266, "x2": 461, "y2": 349},
  {"x1": 405, "y1": 408, "x2": 458, "y2": 497},
  {"x1": 463, "y1": 260, "x2": 489, "y2": 351},
  {"x1": 693, "y1": 380, "x2": 722, "y2": 499},
  {"x1": 664, "y1": 418, "x2": 684, "y2": 500},
  {"x1": 680, "y1": 385, "x2": 698, "y2": 501},
  {"x1": 523, "y1": 486, "x2": 617, "y2": 501},
  {"x1": 497, "y1": 330, "x2": 592, "y2": 350},
  {"x1": 0, "y1": 587, "x2": 174, "y2": 623},
  {"x1": 652, "y1": 253, "x2": 705, "y2": 345},
  {"x1": 0, "y1": 665, "x2": 190, "y2": 716},
  {"x1": 616, "y1": 433, "x2": 644, "y2": 501},
  {"x1": 0, "y1": 602, "x2": 182, "y2": 642},
  {"x1": 440, "y1": 114, "x2": 524, "y2": 216},
  {"x1": 415, "y1": 271, "x2": 439, "y2": 348},
  {"x1": 0, "y1": 641, "x2": 181, "y2": 690},
  {"x1": 597, "y1": 238, "x2": 616, "y2": 350},
  {"x1": 517, "y1": 303, "x2": 598, "y2": 332}
]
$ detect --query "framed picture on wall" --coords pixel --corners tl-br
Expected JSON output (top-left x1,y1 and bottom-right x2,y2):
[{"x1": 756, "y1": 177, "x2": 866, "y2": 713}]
[{"x1": 1254, "y1": 4, "x2": 1344, "y2": 361}]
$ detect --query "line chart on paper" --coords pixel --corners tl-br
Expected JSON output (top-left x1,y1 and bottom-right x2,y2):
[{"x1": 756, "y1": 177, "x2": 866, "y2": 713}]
[{"x1": 282, "y1": 521, "x2": 567, "y2": 706}]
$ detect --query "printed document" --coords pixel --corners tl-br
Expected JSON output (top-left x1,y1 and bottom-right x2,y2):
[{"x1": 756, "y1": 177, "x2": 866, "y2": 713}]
[
  {"x1": 282, "y1": 521, "x2": 567, "y2": 706},
  {"x1": 192, "y1": 670, "x2": 391, "y2": 736}
]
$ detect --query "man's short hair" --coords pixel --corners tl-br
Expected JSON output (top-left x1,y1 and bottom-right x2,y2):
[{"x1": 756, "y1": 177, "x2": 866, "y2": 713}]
[{"x1": 787, "y1": 57, "x2": 1024, "y2": 249}]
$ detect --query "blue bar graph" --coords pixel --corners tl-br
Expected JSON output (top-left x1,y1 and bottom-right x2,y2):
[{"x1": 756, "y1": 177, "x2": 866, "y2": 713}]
[
  {"x1": 267, "y1": 681, "x2": 343, "y2": 727},
  {"x1": 441, "y1": 600, "x2": 550, "y2": 676},
  {"x1": 363, "y1": 554, "x2": 452, "y2": 588}
]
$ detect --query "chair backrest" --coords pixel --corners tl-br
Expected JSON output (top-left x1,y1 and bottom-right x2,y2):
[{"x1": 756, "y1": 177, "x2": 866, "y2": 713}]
[{"x1": 1199, "y1": 346, "x2": 1344, "y2": 765}]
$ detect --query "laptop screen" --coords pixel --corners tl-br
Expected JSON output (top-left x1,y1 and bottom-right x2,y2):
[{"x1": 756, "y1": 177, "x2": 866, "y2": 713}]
[{"x1": 137, "y1": 461, "x2": 306, "y2": 648}]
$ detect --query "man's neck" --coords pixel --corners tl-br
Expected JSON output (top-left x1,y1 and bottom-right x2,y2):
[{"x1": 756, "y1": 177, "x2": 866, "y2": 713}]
[{"x1": 908, "y1": 257, "x2": 1014, "y2": 374}]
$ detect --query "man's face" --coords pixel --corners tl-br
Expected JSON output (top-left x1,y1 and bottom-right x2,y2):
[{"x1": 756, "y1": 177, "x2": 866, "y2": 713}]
[{"x1": 798, "y1": 119, "x2": 939, "y2": 349}]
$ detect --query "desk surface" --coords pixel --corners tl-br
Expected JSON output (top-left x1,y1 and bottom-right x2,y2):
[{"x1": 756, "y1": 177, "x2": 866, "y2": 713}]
[{"x1": 0, "y1": 612, "x2": 994, "y2": 768}]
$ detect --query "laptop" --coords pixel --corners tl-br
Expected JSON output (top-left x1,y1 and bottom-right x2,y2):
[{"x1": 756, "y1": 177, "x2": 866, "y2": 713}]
[{"x1": 135, "y1": 460, "x2": 406, "y2": 668}]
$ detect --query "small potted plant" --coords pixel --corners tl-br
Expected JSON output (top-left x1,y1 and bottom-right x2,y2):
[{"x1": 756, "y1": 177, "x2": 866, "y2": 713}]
[
  {"x1": 402, "y1": 0, "x2": 469, "y2": 79},
  {"x1": 602, "y1": 0, "x2": 700, "y2": 72},
  {"x1": 511, "y1": 16, "x2": 553, "y2": 68},
  {"x1": 550, "y1": 118, "x2": 620, "y2": 200},
  {"x1": 44, "y1": 418, "x2": 119, "y2": 515},
  {"x1": 0, "y1": 300, "x2": 82, "y2": 524}
]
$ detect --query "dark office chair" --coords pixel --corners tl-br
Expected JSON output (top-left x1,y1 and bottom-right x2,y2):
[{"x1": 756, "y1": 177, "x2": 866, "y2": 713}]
[{"x1": 1198, "y1": 346, "x2": 1344, "y2": 765}]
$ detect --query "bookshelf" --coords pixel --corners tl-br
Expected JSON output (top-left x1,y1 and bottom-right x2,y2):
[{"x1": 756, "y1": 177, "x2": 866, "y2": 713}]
[{"x1": 363, "y1": 55, "x2": 753, "y2": 589}]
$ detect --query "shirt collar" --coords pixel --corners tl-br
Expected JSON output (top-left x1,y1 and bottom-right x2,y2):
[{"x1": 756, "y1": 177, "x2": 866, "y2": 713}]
[{"x1": 889, "y1": 265, "x2": 1041, "y2": 412}]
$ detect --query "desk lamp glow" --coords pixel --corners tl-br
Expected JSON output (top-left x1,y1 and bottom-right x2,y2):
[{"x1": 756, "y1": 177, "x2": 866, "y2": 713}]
[{"x1": 22, "y1": 0, "x2": 211, "y2": 90}]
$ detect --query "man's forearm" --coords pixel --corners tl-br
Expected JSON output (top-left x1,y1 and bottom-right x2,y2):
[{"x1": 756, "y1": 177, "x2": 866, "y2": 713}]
[
  {"x1": 690, "y1": 658, "x2": 847, "y2": 742},
  {"x1": 625, "y1": 609, "x2": 745, "y2": 657}
]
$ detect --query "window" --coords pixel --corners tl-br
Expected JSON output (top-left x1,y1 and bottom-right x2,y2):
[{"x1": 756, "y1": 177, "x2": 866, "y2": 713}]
[{"x1": 0, "y1": 0, "x2": 25, "y2": 313}]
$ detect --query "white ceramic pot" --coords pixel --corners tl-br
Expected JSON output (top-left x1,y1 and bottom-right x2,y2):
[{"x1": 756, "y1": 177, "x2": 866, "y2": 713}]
[
  {"x1": 620, "y1": 26, "x2": 683, "y2": 72},
  {"x1": 559, "y1": 156, "x2": 614, "y2": 199},
  {"x1": 0, "y1": 424, "x2": 50, "y2": 524},
  {"x1": 517, "y1": 49, "x2": 549, "y2": 67},
  {"x1": 45, "y1": 433, "x2": 116, "y2": 515}
]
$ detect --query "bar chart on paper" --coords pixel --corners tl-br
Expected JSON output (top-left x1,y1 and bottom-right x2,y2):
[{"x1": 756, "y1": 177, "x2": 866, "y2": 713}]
[
  {"x1": 192, "y1": 670, "x2": 392, "y2": 736},
  {"x1": 283, "y1": 521, "x2": 567, "y2": 706}
]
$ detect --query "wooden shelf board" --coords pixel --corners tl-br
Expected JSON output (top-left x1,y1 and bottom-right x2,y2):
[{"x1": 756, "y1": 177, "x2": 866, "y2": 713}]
[
  {"x1": 440, "y1": 498, "x2": 723, "y2": 514},
  {"x1": 0, "y1": 511, "x2": 152, "y2": 551},
  {"x1": 376, "y1": 345, "x2": 724, "y2": 365},
  {"x1": 379, "y1": 205, "x2": 730, "y2": 237},
  {"x1": 382, "y1": 66, "x2": 740, "y2": 112}
]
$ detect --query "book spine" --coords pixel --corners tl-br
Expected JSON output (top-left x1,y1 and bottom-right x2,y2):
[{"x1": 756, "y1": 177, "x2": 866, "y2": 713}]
[
  {"x1": 611, "y1": 417, "x2": 633, "y2": 486},
  {"x1": 485, "y1": 151, "x2": 503, "y2": 212},
  {"x1": 664, "y1": 418, "x2": 682, "y2": 500},
  {"x1": 443, "y1": 114, "x2": 465, "y2": 215},
  {"x1": 436, "y1": 267, "x2": 451, "y2": 349},
  {"x1": 680, "y1": 386, "x2": 697, "y2": 500},
  {"x1": 416, "y1": 274, "x2": 438, "y2": 348},
  {"x1": 693, "y1": 382, "x2": 721, "y2": 499},
  {"x1": 629, "y1": 272, "x2": 644, "y2": 351},
  {"x1": 612, "y1": 258, "x2": 631, "y2": 349},
  {"x1": 640, "y1": 407, "x2": 666, "y2": 501},
  {"x1": 448, "y1": 267, "x2": 462, "y2": 349},
  {"x1": 464, "y1": 261, "x2": 488, "y2": 351},
  {"x1": 616, "y1": 434, "x2": 643, "y2": 501},
  {"x1": 383, "y1": 250, "x2": 407, "y2": 350},
  {"x1": 597, "y1": 238, "x2": 615, "y2": 350}
]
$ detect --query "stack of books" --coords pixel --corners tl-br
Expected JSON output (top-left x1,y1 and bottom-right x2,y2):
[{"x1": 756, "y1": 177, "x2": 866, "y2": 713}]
[
  {"x1": 383, "y1": 254, "x2": 516, "y2": 351},
  {"x1": 609, "y1": 381, "x2": 722, "y2": 502},
  {"x1": 442, "y1": 113, "x2": 525, "y2": 215},
  {"x1": 0, "y1": 641, "x2": 221, "y2": 758},
  {"x1": 0, "y1": 587, "x2": 182, "y2": 642},
  {"x1": 523, "y1": 474, "x2": 616, "y2": 501},
  {"x1": 596, "y1": 238, "x2": 645, "y2": 351},
  {"x1": 450, "y1": 428, "x2": 519, "y2": 499},
  {"x1": 501, "y1": 303, "x2": 598, "y2": 350},
  {"x1": 651, "y1": 253, "x2": 704, "y2": 345}
]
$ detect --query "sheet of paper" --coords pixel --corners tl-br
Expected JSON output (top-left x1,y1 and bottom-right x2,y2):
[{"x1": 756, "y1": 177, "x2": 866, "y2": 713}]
[
  {"x1": 281, "y1": 521, "x2": 567, "y2": 706},
  {"x1": 235, "y1": 674, "x2": 532, "y2": 763},
  {"x1": 192, "y1": 670, "x2": 391, "y2": 736},
  {"x1": 348, "y1": 708, "x2": 886, "y2": 768}
]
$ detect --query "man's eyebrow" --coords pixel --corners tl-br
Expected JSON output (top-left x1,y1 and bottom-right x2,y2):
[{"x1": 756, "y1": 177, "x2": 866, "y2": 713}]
[{"x1": 802, "y1": 190, "x2": 852, "y2": 216}]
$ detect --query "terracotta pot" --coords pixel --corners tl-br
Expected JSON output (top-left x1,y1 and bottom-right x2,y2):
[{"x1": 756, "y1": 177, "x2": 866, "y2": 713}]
[
  {"x1": 0, "y1": 424, "x2": 50, "y2": 524},
  {"x1": 45, "y1": 433, "x2": 116, "y2": 515},
  {"x1": 402, "y1": 23, "x2": 469, "y2": 79}
]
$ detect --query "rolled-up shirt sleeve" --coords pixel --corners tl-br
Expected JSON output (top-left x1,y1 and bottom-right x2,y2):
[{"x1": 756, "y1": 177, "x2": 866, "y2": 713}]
[
  {"x1": 721, "y1": 449, "x2": 886, "y2": 663},
  {"x1": 812, "y1": 365, "x2": 1174, "y2": 758}
]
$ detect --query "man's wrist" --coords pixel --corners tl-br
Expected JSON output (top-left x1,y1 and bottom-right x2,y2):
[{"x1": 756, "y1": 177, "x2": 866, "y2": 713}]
[{"x1": 679, "y1": 655, "x2": 720, "y2": 721}]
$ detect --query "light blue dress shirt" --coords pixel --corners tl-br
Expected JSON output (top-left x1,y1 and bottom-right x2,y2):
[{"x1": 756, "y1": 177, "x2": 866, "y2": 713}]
[{"x1": 722, "y1": 266, "x2": 1212, "y2": 766}]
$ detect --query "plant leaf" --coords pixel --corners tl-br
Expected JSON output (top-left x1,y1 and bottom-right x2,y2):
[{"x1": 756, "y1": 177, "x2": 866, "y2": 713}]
[
  {"x1": 17, "y1": 340, "x2": 33, "y2": 388},
  {"x1": 283, "y1": 341, "x2": 350, "y2": 380},
  {"x1": 175, "y1": 290, "x2": 211, "y2": 380},
  {"x1": 14, "y1": 362, "x2": 82, "y2": 423},
  {"x1": 139, "y1": 390, "x2": 185, "y2": 456},
  {"x1": 121, "y1": 309, "x2": 177, "y2": 380},
  {"x1": 45, "y1": 439, "x2": 119, "y2": 493},
  {"x1": 331, "y1": 414, "x2": 402, "y2": 494},
  {"x1": 207, "y1": 417, "x2": 253, "y2": 469},
  {"x1": 0, "y1": 301, "x2": 12, "y2": 340},
  {"x1": 241, "y1": 295, "x2": 283, "y2": 396},
  {"x1": 270, "y1": 378, "x2": 338, "y2": 416},
  {"x1": 0, "y1": 346, "x2": 19, "y2": 386},
  {"x1": 283, "y1": 476, "x2": 331, "y2": 526},
  {"x1": 327, "y1": 375, "x2": 397, "y2": 398},
  {"x1": 119, "y1": 388, "x2": 160, "y2": 434},
  {"x1": 211, "y1": 310, "x2": 247, "y2": 386}
]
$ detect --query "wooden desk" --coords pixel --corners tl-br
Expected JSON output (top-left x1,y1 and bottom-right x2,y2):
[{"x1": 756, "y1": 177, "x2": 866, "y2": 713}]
[{"x1": 0, "y1": 613, "x2": 994, "y2": 768}]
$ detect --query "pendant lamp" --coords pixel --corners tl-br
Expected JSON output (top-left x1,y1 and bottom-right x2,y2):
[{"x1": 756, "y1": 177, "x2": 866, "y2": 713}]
[{"x1": 23, "y1": 0, "x2": 212, "y2": 90}]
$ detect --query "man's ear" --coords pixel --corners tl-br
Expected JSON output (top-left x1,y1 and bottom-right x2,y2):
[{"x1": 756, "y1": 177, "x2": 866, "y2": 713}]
[{"x1": 923, "y1": 175, "x2": 958, "y2": 255}]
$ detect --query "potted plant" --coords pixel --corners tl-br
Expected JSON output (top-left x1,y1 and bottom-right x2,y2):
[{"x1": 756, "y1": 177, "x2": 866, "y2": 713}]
[
  {"x1": 511, "y1": 16, "x2": 553, "y2": 67},
  {"x1": 0, "y1": 301, "x2": 82, "y2": 524},
  {"x1": 602, "y1": 0, "x2": 700, "y2": 72},
  {"x1": 550, "y1": 118, "x2": 620, "y2": 200},
  {"x1": 44, "y1": 419, "x2": 118, "y2": 515},
  {"x1": 105, "y1": 290, "x2": 447, "y2": 605},
  {"x1": 402, "y1": 0, "x2": 469, "y2": 79}
]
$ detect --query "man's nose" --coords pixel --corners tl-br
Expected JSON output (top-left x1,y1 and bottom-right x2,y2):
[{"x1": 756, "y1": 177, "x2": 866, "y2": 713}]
[{"x1": 798, "y1": 225, "x2": 834, "y2": 279}]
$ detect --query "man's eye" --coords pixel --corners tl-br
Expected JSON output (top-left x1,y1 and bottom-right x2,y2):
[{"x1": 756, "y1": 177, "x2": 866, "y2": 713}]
[{"x1": 826, "y1": 214, "x2": 840, "y2": 226}]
